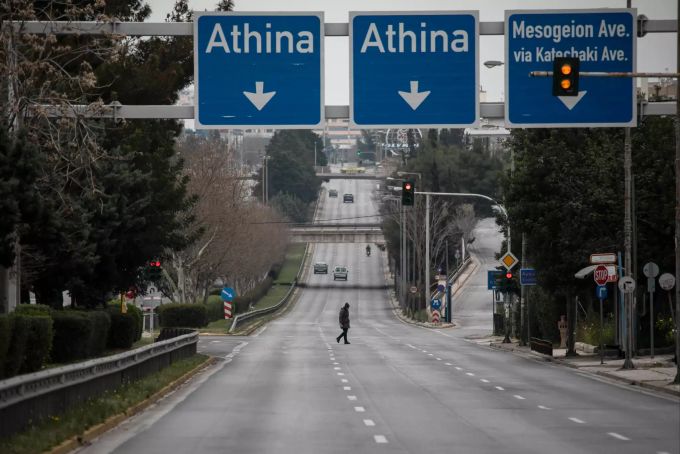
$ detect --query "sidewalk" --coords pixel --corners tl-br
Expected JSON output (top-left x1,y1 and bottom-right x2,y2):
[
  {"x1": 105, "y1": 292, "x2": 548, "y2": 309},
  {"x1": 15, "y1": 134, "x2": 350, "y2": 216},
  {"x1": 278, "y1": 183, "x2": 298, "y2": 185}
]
[{"x1": 467, "y1": 336, "x2": 680, "y2": 398}]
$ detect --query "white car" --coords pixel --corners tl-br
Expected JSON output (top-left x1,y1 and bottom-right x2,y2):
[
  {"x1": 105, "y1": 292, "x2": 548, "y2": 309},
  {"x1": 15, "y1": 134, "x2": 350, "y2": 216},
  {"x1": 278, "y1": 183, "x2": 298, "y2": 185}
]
[{"x1": 333, "y1": 266, "x2": 348, "y2": 281}]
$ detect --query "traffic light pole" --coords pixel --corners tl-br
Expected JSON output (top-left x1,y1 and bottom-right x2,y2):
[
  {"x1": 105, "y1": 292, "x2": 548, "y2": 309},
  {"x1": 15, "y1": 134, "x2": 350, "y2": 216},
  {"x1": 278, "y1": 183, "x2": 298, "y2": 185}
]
[{"x1": 675, "y1": 1, "x2": 680, "y2": 384}]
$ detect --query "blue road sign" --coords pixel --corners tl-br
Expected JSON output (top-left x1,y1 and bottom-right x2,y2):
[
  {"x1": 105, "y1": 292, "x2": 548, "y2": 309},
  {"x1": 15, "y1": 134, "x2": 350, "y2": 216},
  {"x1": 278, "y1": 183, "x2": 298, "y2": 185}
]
[
  {"x1": 194, "y1": 12, "x2": 324, "y2": 129},
  {"x1": 520, "y1": 268, "x2": 537, "y2": 286},
  {"x1": 488, "y1": 270, "x2": 502, "y2": 290},
  {"x1": 350, "y1": 12, "x2": 479, "y2": 128},
  {"x1": 431, "y1": 298, "x2": 442, "y2": 311},
  {"x1": 596, "y1": 285, "x2": 608, "y2": 300},
  {"x1": 505, "y1": 9, "x2": 636, "y2": 128},
  {"x1": 221, "y1": 287, "x2": 236, "y2": 302},
  {"x1": 436, "y1": 284, "x2": 445, "y2": 293}
]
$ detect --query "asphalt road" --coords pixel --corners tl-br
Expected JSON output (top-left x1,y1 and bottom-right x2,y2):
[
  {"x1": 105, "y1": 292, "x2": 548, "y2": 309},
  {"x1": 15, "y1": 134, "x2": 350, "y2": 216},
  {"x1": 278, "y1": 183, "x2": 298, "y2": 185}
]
[{"x1": 81, "y1": 176, "x2": 680, "y2": 454}]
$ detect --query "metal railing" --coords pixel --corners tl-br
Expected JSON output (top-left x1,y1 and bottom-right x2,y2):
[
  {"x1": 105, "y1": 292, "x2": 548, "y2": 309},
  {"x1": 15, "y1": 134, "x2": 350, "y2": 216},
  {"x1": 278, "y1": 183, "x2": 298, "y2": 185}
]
[
  {"x1": 229, "y1": 243, "x2": 310, "y2": 333},
  {"x1": 429, "y1": 255, "x2": 472, "y2": 300},
  {"x1": 0, "y1": 331, "x2": 197, "y2": 438}
]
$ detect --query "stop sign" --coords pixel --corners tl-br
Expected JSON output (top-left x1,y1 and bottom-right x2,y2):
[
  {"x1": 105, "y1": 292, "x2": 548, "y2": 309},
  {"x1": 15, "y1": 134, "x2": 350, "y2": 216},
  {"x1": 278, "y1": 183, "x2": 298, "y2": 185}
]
[{"x1": 593, "y1": 265, "x2": 609, "y2": 286}]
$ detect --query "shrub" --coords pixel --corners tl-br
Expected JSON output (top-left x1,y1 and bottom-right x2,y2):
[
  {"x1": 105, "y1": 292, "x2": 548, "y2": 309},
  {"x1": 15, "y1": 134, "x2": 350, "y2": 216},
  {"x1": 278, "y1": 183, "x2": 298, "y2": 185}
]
[
  {"x1": 86, "y1": 311, "x2": 111, "y2": 356},
  {"x1": 126, "y1": 304, "x2": 143, "y2": 341},
  {"x1": 4, "y1": 315, "x2": 30, "y2": 377},
  {"x1": 14, "y1": 304, "x2": 52, "y2": 317},
  {"x1": 106, "y1": 307, "x2": 137, "y2": 349},
  {"x1": 51, "y1": 311, "x2": 94, "y2": 363},
  {"x1": 158, "y1": 303, "x2": 207, "y2": 328},
  {"x1": 21, "y1": 316, "x2": 54, "y2": 374},
  {"x1": 0, "y1": 315, "x2": 13, "y2": 378},
  {"x1": 206, "y1": 295, "x2": 224, "y2": 322}
]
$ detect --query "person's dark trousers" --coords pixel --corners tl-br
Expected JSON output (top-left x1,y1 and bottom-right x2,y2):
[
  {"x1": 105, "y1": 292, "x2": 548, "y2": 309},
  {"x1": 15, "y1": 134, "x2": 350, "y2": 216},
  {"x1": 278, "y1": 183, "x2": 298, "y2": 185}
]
[{"x1": 336, "y1": 328, "x2": 349, "y2": 344}]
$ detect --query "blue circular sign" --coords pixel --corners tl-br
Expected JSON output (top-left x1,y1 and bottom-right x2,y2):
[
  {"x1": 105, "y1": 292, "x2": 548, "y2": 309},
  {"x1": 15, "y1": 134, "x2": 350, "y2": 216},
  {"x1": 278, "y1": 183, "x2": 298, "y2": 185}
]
[{"x1": 221, "y1": 287, "x2": 236, "y2": 302}]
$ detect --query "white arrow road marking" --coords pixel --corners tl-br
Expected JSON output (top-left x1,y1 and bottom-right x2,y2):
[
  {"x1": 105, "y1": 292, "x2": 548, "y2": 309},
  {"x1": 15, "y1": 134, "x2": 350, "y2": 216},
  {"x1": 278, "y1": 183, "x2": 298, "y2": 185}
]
[
  {"x1": 243, "y1": 81, "x2": 276, "y2": 111},
  {"x1": 557, "y1": 90, "x2": 587, "y2": 111},
  {"x1": 398, "y1": 81, "x2": 431, "y2": 110}
]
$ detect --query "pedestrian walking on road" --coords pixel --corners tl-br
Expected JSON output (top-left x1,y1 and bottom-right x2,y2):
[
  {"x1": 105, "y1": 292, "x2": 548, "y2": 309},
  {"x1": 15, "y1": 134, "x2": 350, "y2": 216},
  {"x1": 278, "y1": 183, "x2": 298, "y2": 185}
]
[{"x1": 337, "y1": 302, "x2": 350, "y2": 344}]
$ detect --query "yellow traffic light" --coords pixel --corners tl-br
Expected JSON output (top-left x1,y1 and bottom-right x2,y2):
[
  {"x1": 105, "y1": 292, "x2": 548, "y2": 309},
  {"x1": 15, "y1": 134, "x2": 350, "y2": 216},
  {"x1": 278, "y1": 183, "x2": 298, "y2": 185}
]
[{"x1": 552, "y1": 57, "x2": 579, "y2": 97}]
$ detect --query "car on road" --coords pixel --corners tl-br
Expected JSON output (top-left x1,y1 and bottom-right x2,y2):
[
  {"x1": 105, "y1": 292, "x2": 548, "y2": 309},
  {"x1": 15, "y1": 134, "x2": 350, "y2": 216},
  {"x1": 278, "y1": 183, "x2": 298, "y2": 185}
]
[
  {"x1": 333, "y1": 266, "x2": 348, "y2": 281},
  {"x1": 343, "y1": 193, "x2": 354, "y2": 203},
  {"x1": 313, "y1": 262, "x2": 328, "y2": 274},
  {"x1": 328, "y1": 189, "x2": 338, "y2": 198}
]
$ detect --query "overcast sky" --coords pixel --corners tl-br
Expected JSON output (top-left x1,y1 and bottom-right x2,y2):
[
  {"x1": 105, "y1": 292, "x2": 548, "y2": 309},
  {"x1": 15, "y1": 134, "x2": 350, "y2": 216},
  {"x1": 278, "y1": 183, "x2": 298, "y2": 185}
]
[{"x1": 146, "y1": 0, "x2": 676, "y2": 104}]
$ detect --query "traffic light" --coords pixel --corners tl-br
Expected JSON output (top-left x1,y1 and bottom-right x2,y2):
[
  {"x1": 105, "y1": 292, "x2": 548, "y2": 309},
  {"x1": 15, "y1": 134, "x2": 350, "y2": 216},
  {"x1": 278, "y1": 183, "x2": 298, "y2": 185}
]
[
  {"x1": 401, "y1": 181, "x2": 415, "y2": 206},
  {"x1": 552, "y1": 57, "x2": 579, "y2": 96},
  {"x1": 147, "y1": 260, "x2": 162, "y2": 281}
]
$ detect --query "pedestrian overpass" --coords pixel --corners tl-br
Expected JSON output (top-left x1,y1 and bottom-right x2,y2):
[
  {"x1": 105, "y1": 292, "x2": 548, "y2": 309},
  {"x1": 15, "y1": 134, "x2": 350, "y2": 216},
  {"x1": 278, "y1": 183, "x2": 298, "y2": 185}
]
[{"x1": 289, "y1": 223, "x2": 384, "y2": 243}]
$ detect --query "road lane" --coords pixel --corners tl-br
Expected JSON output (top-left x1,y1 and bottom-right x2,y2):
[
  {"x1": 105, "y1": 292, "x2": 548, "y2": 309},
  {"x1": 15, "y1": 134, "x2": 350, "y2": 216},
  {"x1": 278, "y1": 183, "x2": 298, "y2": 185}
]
[{"x1": 82, "y1": 179, "x2": 679, "y2": 454}]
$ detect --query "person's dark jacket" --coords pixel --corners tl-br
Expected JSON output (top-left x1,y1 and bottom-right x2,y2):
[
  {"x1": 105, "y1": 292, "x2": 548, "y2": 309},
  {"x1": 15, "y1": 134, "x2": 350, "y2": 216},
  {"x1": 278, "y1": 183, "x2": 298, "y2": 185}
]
[{"x1": 339, "y1": 306, "x2": 350, "y2": 329}]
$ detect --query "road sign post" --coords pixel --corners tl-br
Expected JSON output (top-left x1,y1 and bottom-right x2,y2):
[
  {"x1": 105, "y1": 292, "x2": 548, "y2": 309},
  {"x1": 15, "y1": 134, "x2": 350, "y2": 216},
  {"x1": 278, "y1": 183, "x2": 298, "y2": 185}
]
[
  {"x1": 505, "y1": 9, "x2": 636, "y2": 128},
  {"x1": 221, "y1": 287, "x2": 236, "y2": 319},
  {"x1": 350, "y1": 11, "x2": 479, "y2": 128},
  {"x1": 596, "y1": 284, "x2": 608, "y2": 364},
  {"x1": 194, "y1": 12, "x2": 324, "y2": 128},
  {"x1": 643, "y1": 262, "x2": 660, "y2": 358}
]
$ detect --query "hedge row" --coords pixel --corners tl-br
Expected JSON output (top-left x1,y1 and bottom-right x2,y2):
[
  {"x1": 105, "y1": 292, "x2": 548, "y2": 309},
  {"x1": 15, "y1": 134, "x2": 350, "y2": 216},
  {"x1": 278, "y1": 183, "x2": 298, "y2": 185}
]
[
  {"x1": 0, "y1": 313, "x2": 54, "y2": 379},
  {"x1": 0, "y1": 304, "x2": 144, "y2": 377},
  {"x1": 158, "y1": 304, "x2": 208, "y2": 328}
]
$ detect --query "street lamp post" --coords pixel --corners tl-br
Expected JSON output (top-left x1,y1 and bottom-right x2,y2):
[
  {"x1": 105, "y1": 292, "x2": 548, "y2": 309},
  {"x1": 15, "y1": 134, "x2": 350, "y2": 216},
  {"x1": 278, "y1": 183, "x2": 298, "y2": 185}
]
[{"x1": 416, "y1": 191, "x2": 508, "y2": 313}]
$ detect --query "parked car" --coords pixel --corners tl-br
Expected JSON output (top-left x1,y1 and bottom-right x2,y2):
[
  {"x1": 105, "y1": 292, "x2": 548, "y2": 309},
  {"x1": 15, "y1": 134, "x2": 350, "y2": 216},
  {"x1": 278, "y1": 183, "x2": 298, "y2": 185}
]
[
  {"x1": 313, "y1": 262, "x2": 328, "y2": 274},
  {"x1": 329, "y1": 189, "x2": 338, "y2": 198},
  {"x1": 333, "y1": 266, "x2": 348, "y2": 281},
  {"x1": 343, "y1": 193, "x2": 354, "y2": 203}
]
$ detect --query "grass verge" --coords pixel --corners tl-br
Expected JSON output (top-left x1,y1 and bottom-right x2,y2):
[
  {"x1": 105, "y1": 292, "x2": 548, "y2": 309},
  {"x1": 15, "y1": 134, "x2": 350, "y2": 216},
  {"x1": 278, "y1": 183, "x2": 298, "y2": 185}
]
[
  {"x1": 0, "y1": 354, "x2": 209, "y2": 454},
  {"x1": 274, "y1": 243, "x2": 306, "y2": 284},
  {"x1": 201, "y1": 318, "x2": 233, "y2": 334}
]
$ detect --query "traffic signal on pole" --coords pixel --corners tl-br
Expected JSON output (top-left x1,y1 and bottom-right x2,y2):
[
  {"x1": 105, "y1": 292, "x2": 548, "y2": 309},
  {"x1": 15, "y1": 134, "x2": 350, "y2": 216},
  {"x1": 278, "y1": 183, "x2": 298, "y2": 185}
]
[
  {"x1": 552, "y1": 57, "x2": 579, "y2": 97},
  {"x1": 401, "y1": 181, "x2": 415, "y2": 206},
  {"x1": 147, "y1": 260, "x2": 162, "y2": 281}
]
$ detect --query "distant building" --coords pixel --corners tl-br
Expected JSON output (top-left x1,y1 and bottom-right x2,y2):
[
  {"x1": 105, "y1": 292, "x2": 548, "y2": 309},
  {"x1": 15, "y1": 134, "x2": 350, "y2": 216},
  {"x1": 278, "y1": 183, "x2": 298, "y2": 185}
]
[{"x1": 638, "y1": 78, "x2": 677, "y2": 101}]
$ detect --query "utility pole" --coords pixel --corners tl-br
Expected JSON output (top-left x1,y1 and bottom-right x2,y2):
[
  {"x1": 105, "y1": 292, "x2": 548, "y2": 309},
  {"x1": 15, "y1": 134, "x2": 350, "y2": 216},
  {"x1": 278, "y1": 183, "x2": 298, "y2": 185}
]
[
  {"x1": 520, "y1": 233, "x2": 527, "y2": 346},
  {"x1": 622, "y1": 0, "x2": 635, "y2": 370},
  {"x1": 674, "y1": 0, "x2": 680, "y2": 384},
  {"x1": 425, "y1": 193, "x2": 431, "y2": 312}
]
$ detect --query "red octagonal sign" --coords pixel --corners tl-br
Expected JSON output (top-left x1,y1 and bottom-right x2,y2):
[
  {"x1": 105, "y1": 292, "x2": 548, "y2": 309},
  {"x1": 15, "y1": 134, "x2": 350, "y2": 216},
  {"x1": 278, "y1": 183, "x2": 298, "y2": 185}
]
[{"x1": 594, "y1": 265, "x2": 609, "y2": 286}]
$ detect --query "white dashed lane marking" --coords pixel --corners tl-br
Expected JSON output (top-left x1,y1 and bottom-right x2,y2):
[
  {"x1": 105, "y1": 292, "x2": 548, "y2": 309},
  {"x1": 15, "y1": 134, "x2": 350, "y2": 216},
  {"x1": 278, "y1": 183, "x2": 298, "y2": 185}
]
[
  {"x1": 436, "y1": 358, "x2": 442, "y2": 361},
  {"x1": 455, "y1": 367, "x2": 462, "y2": 371},
  {"x1": 337, "y1": 372, "x2": 345, "y2": 376},
  {"x1": 354, "y1": 406, "x2": 365, "y2": 412},
  {"x1": 607, "y1": 432, "x2": 630, "y2": 441},
  {"x1": 445, "y1": 362, "x2": 452, "y2": 366},
  {"x1": 538, "y1": 405, "x2": 551, "y2": 410},
  {"x1": 374, "y1": 435, "x2": 388, "y2": 444},
  {"x1": 495, "y1": 386, "x2": 505, "y2": 391},
  {"x1": 341, "y1": 379, "x2": 348, "y2": 383},
  {"x1": 348, "y1": 395, "x2": 357, "y2": 401},
  {"x1": 514, "y1": 395, "x2": 526, "y2": 400},
  {"x1": 480, "y1": 379, "x2": 490, "y2": 383},
  {"x1": 334, "y1": 367, "x2": 341, "y2": 370},
  {"x1": 363, "y1": 419, "x2": 375, "y2": 427},
  {"x1": 568, "y1": 417, "x2": 585, "y2": 424},
  {"x1": 466, "y1": 372, "x2": 475, "y2": 376},
  {"x1": 343, "y1": 386, "x2": 351, "y2": 391}
]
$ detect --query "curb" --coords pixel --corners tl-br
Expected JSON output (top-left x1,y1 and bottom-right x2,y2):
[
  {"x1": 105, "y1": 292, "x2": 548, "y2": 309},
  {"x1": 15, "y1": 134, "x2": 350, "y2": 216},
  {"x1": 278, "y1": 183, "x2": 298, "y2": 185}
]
[
  {"x1": 486, "y1": 342, "x2": 680, "y2": 399},
  {"x1": 47, "y1": 355, "x2": 216, "y2": 454}
]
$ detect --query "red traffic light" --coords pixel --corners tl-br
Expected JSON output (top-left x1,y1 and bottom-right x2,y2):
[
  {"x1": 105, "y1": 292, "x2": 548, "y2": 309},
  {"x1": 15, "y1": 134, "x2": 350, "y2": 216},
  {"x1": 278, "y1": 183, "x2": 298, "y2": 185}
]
[
  {"x1": 505, "y1": 272, "x2": 513, "y2": 279},
  {"x1": 404, "y1": 183, "x2": 412, "y2": 191},
  {"x1": 149, "y1": 260, "x2": 161, "y2": 267}
]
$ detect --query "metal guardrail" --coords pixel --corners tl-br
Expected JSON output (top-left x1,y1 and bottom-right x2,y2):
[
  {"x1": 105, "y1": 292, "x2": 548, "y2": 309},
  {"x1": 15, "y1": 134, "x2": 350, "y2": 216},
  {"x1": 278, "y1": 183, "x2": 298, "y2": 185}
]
[
  {"x1": 0, "y1": 331, "x2": 198, "y2": 438},
  {"x1": 229, "y1": 243, "x2": 310, "y2": 333},
  {"x1": 429, "y1": 255, "x2": 472, "y2": 300}
]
